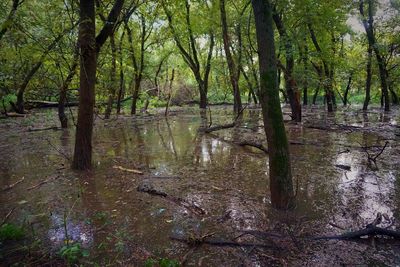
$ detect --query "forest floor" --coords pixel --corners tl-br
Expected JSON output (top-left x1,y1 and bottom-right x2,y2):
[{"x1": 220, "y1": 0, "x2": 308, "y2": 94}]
[{"x1": 0, "y1": 105, "x2": 400, "y2": 266}]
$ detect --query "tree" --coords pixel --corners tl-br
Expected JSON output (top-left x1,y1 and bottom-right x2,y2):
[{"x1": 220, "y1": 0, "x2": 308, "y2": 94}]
[
  {"x1": 162, "y1": 0, "x2": 215, "y2": 109},
  {"x1": 272, "y1": 6, "x2": 302, "y2": 122},
  {"x1": 0, "y1": 0, "x2": 22, "y2": 42},
  {"x1": 251, "y1": 0, "x2": 294, "y2": 209},
  {"x1": 72, "y1": 0, "x2": 124, "y2": 170},
  {"x1": 220, "y1": 0, "x2": 242, "y2": 113},
  {"x1": 359, "y1": 0, "x2": 390, "y2": 111}
]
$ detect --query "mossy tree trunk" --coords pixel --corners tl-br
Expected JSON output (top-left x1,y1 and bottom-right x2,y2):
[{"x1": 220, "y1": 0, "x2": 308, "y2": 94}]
[{"x1": 251, "y1": 0, "x2": 294, "y2": 209}]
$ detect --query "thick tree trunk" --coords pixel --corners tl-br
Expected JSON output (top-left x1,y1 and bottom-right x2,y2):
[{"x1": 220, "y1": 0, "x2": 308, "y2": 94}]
[
  {"x1": 220, "y1": 0, "x2": 242, "y2": 113},
  {"x1": 72, "y1": 0, "x2": 96, "y2": 170},
  {"x1": 252, "y1": 0, "x2": 294, "y2": 209},
  {"x1": 105, "y1": 34, "x2": 117, "y2": 119},
  {"x1": 363, "y1": 44, "x2": 372, "y2": 111}
]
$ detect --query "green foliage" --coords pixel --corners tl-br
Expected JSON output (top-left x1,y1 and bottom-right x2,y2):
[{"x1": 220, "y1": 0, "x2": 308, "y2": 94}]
[
  {"x1": 0, "y1": 223, "x2": 25, "y2": 241},
  {"x1": 58, "y1": 243, "x2": 89, "y2": 265},
  {"x1": 144, "y1": 257, "x2": 180, "y2": 267}
]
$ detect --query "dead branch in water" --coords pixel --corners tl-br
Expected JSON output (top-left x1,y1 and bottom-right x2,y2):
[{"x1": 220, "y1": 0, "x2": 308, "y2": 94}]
[
  {"x1": 27, "y1": 126, "x2": 60, "y2": 132},
  {"x1": 313, "y1": 213, "x2": 400, "y2": 240},
  {"x1": 362, "y1": 141, "x2": 389, "y2": 170},
  {"x1": 204, "y1": 122, "x2": 235, "y2": 133},
  {"x1": 237, "y1": 140, "x2": 268, "y2": 153},
  {"x1": 137, "y1": 182, "x2": 206, "y2": 216},
  {"x1": 170, "y1": 235, "x2": 277, "y2": 249}
]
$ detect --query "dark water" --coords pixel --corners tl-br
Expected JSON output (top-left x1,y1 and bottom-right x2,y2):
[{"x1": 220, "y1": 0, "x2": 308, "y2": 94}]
[{"x1": 1, "y1": 106, "x2": 400, "y2": 266}]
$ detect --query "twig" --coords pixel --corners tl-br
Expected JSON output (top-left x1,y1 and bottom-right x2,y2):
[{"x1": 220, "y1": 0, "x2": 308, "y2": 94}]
[
  {"x1": 1, "y1": 207, "x2": 16, "y2": 227},
  {"x1": 27, "y1": 175, "x2": 59, "y2": 191},
  {"x1": 2, "y1": 177, "x2": 25, "y2": 191}
]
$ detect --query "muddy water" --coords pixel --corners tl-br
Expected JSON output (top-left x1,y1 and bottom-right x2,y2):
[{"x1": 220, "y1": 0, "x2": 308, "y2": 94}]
[{"x1": 1, "y1": 106, "x2": 400, "y2": 266}]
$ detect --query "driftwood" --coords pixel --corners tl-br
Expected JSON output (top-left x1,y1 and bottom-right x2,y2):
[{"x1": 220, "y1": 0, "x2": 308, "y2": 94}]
[
  {"x1": 170, "y1": 235, "x2": 277, "y2": 249},
  {"x1": 335, "y1": 164, "x2": 351, "y2": 171},
  {"x1": 137, "y1": 182, "x2": 206, "y2": 216}
]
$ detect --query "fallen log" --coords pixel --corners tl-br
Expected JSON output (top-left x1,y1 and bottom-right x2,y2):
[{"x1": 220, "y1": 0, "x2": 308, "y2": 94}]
[
  {"x1": 25, "y1": 100, "x2": 78, "y2": 109},
  {"x1": 27, "y1": 126, "x2": 60, "y2": 132},
  {"x1": 204, "y1": 123, "x2": 235, "y2": 133}
]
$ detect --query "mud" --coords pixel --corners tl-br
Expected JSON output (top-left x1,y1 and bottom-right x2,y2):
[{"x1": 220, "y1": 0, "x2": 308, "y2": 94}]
[{"x1": 0, "y1": 105, "x2": 399, "y2": 266}]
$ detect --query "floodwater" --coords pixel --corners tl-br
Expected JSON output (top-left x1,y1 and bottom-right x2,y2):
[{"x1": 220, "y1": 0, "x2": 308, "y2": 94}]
[{"x1": 0, "y1": 105, "x2": 400, "y2": 266}]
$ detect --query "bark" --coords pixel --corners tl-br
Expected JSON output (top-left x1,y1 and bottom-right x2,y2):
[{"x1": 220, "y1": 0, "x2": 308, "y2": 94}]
[
  {"x1": 252, "y1": 0, "x2": 294, "y2": 209},
  {"x1": 273, "y1": 9, "x2": 301, "y2": 122},
  {"x1": 0, "y1": 0, "x2": 21, "y2": 42},
  {"x1": 72, "y1": 0, "x2": 96, "y2": 170},
  {"x1": 72, "y1": 0, "x2": 124, "y2": 170},
  {"x1": 58, "y1": 43, "x2": 79, "y2": 128},
  {"x1": 363, "y1": 44, "x2": 372, "y2": 110},
  {"x1": 104, "y1": 34, "x2": 117, "y2": 119},
  {"x1": 220, "y1": 0, "x2": 242, "y2": 113},
  {"x1": 360, "y1": 0, "x2": 390, "y2": 111},
  {"x1": 116, "y1": 31, "x2": 125, "y2": 114},
  {"x1": 343, "y1": 73, "x2": 353, "y2": 106}
]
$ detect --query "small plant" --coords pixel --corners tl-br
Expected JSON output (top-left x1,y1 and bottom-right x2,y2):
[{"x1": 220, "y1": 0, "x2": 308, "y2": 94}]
[
  {"x1": 145, "y1": 257, "x2": 180, "y2": 267},
  {"x1": 58, "y1": 243, "x2": 89, "y2": 265},
  {"x1": 0, "y1": 223, "x2": 25, "y2": 241}
]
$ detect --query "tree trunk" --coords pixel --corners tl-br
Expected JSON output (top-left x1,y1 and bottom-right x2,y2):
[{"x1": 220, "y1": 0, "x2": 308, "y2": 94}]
[
  {"x1": 363, "y1": 44, "x2": 372, "y2": 111},
  {"x1": 116, "y1": 33, "x2": 125, "y2": 115},
  {"x1": 303, "y1": 42, "x2": 308, "y2": 105},
  {"x1": 252, "y1": 0, "x2": 294, "y2": 209},
  {"x1": 72, "y1": 0, "x2": 96, "y2": 170},
  {"x1": 273, "y1": 11, "x2": 301, "y2": 122},
  {"x1": 360, "y1": 0, "x2": 390, "y2": 111},
  {"x1": 58, "y1": 46, "x2": 79, "y2": 128},
  {"x1": 220, "y1": 0, "x2": 242, "y2": 113},
  {"x1": 0, "y1": 0, "x2": 21, "y2": 42},
  {"x1": 343, "y1": 73, "x2": 353, "y2": 106},
  {"x1": 105, "y1": 34, "x2": 117, "y2": 119}
]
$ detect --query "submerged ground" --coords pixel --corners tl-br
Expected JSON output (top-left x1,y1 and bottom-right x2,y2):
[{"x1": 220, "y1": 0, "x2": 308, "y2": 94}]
[{"x1": 0, "y1": 105, "x2": 400, "y2": 266}]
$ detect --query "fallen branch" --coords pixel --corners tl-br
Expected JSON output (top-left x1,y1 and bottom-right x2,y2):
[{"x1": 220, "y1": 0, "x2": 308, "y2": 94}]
[
  {"x1": 204, "y1": 123, "x2": 235, "y2": 133},
  {"x1": 2, "y1": 177, "x2": 25, "y2": 191},
  {"x1": 137, "y1": 182, "x2": 206, "y2": 216},
  {"x1": 1, "y1": 208, "x2": 16, "y2": 227},
  {"x1": 314, "y1": 213, "x2": 400, "y2": 240},
  {"x1": 28, "y1": 126, "x2": 60, "y2": 132},
  {"x1": 170, "y1": 235, "x2": 277, "y2": 249},
  {"x1": 27, "y1": 175, "x2": 59, "y2": 191},
  {"x1": 238, "y1": 141, "x2": 268, "y2": 153},
  {"x1": 113, "y1": 165, "x2": 143, "y2": 174}
]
